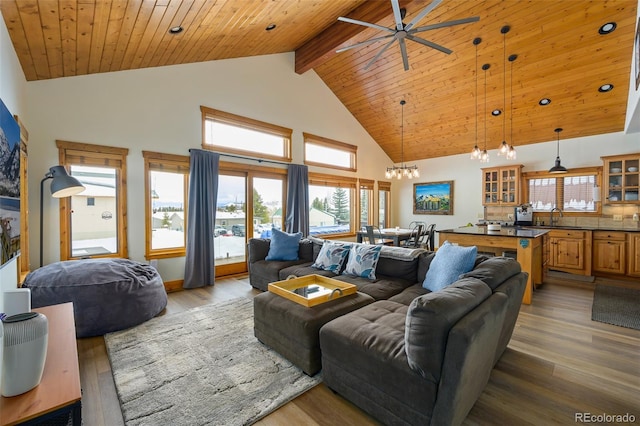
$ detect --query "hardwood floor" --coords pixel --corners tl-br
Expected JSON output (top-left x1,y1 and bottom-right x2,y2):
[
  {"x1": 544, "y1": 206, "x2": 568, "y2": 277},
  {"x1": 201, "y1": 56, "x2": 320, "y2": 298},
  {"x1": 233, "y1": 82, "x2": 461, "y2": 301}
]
[{"x1": 76, "y1": 276, "x2": 640, "y2": 426}]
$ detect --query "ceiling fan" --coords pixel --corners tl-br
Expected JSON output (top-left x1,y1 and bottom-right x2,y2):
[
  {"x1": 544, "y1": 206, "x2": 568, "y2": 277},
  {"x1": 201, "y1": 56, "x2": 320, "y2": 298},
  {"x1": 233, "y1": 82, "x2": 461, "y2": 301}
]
[{"x1": 336, "y1": 0, "x2": 479, "y2": 71}]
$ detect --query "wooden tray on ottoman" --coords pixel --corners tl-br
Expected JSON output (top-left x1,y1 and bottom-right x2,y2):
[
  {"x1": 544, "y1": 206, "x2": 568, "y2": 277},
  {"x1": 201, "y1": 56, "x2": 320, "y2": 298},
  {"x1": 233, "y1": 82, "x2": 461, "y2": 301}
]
[{"x1": 268, "y1": 275, "x2": 357, "y2": 307}]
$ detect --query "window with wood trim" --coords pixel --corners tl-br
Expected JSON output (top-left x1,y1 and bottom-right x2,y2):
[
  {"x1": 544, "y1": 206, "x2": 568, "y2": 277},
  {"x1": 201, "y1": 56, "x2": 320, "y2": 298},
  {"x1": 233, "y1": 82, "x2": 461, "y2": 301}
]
[
  {"x1": 56, "y1": 140, "x2": 129, "y2": 260},
  {"x1": 309, "y1": 173, "x2": 357, "y2": 237},
  {"x1": 143, "y1": 151, "x2": 189, "y2": 259},
  {"x1": 303, "y1": 133, "x2": 357, "y2": 172},
  {"x1": 201, "y1": 106, "x2": 292, "y2": 162},
  {"x1": 378, "y1": 181, "x2": 391, "y2": 228},
  {"x1": 523, "y1": 167, "x2": 602, "y2": 214},
  {"x1": 359, "y1": 179, "x2": 374, "y2": 229}
]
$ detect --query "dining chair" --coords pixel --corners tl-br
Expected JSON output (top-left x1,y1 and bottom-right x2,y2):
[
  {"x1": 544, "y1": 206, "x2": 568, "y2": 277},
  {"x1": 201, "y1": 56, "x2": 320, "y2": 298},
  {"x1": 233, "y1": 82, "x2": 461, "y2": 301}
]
[
  {"x1": 364, "y1": 225, "x2": 394, "y2": 246},
  {"x1": 403, "y1": 223, "x2": 425, "y2": 248},
  {"x1": 423, "y1": 223, "x2": 436, "y2": 250}
]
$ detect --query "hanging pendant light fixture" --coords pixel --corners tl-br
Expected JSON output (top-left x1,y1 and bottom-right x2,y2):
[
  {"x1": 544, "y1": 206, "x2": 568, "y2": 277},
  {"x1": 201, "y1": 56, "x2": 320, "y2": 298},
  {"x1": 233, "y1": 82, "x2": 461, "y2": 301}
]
[
  {"x1": 479, "y1": 63, "x2": 490, "y2": 163},
  {"x1": 549, "y1": 128, "x2": 568, "y2": 173},
  {"x1": 498, "y1": 26, "x2": 510, "y2": 156},
  {"x1": 385, "y1": 100, "x2": 419, "y2": 180},
  {"x1": 506, "y1": 52, "x2": 518, "y2": 160},
  {"x1": 470, "y1": 37, "x2": 482, "y2": 160}
]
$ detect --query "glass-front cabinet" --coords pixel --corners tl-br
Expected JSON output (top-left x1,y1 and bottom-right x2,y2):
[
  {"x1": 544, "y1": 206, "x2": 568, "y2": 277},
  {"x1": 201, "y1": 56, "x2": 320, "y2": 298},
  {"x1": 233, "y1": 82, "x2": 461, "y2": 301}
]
[
  {"x1": 482, "y1": 165, "x2": 523, "y2": 206},
  {"x1": 602, "y1": 154, "x2": 639, "y2": 204}
]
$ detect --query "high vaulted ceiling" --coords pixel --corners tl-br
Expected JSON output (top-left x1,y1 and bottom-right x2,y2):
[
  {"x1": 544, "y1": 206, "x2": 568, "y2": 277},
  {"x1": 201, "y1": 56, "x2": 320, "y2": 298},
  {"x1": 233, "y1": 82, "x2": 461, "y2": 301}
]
[{"x1": 1, "y1": 0, "x2": 637, "y2": 162}]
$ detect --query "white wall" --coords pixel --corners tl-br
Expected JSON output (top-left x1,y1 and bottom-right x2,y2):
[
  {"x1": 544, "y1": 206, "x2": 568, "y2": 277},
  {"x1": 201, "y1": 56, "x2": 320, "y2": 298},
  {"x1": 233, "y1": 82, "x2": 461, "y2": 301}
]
[
  {"x1": 0, "y1": 8, "x2": 27, "y2": 296},
  {"x1": 25, "y1": 53, "x2": 393, "y2": 279},
  {"x1": 394, "y1": 131, "x2": 640, "y2": 246}
]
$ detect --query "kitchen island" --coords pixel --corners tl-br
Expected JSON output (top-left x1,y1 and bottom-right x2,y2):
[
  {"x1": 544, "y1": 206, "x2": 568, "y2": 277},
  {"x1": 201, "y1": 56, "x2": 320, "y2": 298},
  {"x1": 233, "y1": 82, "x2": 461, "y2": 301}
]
[{"x1": 438, "y1": 226, "x2": 549, "y2": 304}]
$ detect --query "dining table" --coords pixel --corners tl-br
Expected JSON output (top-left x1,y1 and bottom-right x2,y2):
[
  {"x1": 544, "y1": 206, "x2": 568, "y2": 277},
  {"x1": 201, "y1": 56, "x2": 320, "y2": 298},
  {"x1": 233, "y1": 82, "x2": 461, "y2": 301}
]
[{"x1": 356, "y1": 227, "x2": 415, "y2": 246}]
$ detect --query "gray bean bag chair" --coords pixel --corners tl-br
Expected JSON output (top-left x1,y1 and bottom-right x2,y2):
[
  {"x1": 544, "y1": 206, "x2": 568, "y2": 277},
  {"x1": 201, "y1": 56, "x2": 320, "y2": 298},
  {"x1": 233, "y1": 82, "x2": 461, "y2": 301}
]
[{"x1": 23, "y1": 258, "x2": 167, "y2": 337}]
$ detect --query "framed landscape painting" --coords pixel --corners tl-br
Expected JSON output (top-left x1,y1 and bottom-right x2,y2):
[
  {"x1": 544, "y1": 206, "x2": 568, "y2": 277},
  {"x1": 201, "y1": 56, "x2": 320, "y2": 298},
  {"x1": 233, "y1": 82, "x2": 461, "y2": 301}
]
[{"x1": 413, "y1": 181, "x2": 453, "y2": 215}]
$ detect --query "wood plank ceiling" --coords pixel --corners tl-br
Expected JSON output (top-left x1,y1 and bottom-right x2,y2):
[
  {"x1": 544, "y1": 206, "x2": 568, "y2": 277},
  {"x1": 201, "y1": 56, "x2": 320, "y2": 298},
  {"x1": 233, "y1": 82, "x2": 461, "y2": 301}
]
[{"x1": 1, "y1": 0, "x2": 637, "y2": 162}]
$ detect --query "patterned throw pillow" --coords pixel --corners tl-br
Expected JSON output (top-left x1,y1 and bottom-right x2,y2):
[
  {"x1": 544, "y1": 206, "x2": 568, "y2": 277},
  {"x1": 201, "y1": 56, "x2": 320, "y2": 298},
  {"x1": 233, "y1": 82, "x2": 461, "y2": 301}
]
[
  {"x1": 311, "y1": 241, "x2": 351, "y2": 273},
  {"x1": 343, "y1": 244, "x2": 383, "y2": 280},
  {"x1": 422, "y1": 241, "x2": 477, "y2": 291}
]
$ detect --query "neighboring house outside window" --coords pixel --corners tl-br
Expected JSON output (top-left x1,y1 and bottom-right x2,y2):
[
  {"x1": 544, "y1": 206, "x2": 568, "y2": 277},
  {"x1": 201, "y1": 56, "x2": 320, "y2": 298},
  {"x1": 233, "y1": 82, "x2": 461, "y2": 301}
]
[
  {"x1": 524, "y1": 167, "x2": 602, "y2": 214},
  {"x1": 309, "y1": 172, "x2": 357, "y2": 237}
]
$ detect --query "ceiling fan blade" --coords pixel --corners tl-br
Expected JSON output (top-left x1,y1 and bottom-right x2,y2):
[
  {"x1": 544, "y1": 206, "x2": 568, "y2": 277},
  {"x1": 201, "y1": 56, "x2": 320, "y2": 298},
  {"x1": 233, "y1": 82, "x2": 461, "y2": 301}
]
[
  {"x1": 364, "y1": 38, "x2": 397, "y2": 70},
  {"x1": 404, "y1": 0, "x2": 443, "y2": 31},
  {"x1": 336, "y1": 34, "x2": 395, "y2": 53},
  {"x1": 391, "y1": 0, "x2": 404, "y2": 31},
  {"x1": 398, "y1": 38, "x2": 410, "y2": 71},
  {"x1": 410, "y1": 16, "x2": 480, "y2": 34},
  {"x1": 406, "y1": 34, "x2": 452, "y2": 54},
  {"x1": 338, "y1": 16, "x2": 395, "y2": 34}
]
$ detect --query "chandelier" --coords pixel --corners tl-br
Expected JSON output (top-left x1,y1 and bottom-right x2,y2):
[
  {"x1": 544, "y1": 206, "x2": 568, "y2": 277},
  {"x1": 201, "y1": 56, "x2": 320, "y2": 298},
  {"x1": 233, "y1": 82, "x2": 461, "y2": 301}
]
[{"x1": 385, "y1": 100, "x2": 420, "y2": 180}]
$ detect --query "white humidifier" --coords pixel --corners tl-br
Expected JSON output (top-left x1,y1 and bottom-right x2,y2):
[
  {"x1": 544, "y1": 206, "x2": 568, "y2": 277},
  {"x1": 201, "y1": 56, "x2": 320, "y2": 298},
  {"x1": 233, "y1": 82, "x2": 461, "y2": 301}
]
[{"x1": 1, "y1": 312, "x2": 48, "y2": 397}]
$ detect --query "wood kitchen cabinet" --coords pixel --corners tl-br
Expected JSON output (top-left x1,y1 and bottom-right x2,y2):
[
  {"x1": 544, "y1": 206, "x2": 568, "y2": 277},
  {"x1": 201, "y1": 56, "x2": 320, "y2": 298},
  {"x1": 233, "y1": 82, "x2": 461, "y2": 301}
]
[
  {"x1": 548, "y1": 229, "x2": 592, "y2": 276},
  {"x1": 628, "y1": 233, "x2": 640, "y2": 277},
  {"x1": 592, "y1": 231, "x2": 626, "y2": 275},
  {"x1": 482, "y1": 165, "x2": 523, "y2": 206},
  {"x1": 602, "y1": 153, "x2": 639, "y2": 204}
]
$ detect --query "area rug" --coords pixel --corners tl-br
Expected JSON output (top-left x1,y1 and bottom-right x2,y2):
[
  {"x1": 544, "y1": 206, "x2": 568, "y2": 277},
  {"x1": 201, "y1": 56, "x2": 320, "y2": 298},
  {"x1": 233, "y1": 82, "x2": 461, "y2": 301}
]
[
  {"x1": 104, "y1": 297, "x2": 321, "y2": 426},
  {"x1": 591, "y1": 285, "x2": 640, "y2": 330}
]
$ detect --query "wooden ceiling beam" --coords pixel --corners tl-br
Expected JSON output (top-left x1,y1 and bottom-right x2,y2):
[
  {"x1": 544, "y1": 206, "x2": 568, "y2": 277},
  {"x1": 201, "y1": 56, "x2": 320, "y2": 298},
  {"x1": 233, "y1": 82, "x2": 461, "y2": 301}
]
[{"x1": 295, "y1": 0, "x2": 416, "y2": 75}]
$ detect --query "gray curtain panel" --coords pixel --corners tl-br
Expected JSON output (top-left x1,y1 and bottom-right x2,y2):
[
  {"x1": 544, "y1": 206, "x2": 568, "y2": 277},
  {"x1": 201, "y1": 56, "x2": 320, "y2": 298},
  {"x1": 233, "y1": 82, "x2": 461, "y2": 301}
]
[
  {"x1": 285, "y1": 164, "x2": 310, "y2": 236},
  {"x1": 183, "y1": 149, "x2": 219, "y2": 288}
]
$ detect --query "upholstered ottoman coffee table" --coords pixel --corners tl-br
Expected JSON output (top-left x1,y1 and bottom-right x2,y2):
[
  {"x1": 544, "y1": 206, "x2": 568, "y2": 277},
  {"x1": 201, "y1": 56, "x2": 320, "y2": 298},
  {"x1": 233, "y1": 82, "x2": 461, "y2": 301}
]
[{"x1": 253, "y1": 275, "x2": 374, "y2": 376}]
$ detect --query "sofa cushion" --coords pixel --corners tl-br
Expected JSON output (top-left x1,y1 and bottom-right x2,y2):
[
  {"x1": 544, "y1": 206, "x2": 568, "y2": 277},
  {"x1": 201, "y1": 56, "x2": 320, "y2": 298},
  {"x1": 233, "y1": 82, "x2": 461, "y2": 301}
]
[
  {"x1": 388, "y1": 284, "x2": 430, "y2": 305},
  {"x1": 265, "y1": 228, "x2": 303, "y2": 261},
  {"x1": 376, "y1": 247, "x2": 424, "y2": 282},
  {"x1": 311, "y1": 241, "x2": 352, "y2": 273},
  {"x1": 405, "y1": 277, "x2": 491, "y2": 381},
  {"x1": 459, "y1": 256, "x2": 521, "y2": 290},
  {"x1": 279, "y1": 263, "x2": 335, "y2": 280},
  {"x1": 423, "y1": 242, "x2": 477, "y2": 291},
  {"x1": 343, "y1": 244, "x2": 382, "y2": 279},
  {"x1": 333, "y1": 274, "x2": 413, "y2": 301}
]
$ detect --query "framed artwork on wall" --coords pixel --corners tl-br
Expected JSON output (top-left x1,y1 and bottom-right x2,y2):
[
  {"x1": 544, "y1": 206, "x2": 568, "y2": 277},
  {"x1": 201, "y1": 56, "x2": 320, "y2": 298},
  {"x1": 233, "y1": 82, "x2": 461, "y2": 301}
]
[
  {"x1": 413, "y1": 181, "x2": 453, "y2": 215},
  {"x1": 0, "y1": 97, "x2": 21, "y2": 267}
]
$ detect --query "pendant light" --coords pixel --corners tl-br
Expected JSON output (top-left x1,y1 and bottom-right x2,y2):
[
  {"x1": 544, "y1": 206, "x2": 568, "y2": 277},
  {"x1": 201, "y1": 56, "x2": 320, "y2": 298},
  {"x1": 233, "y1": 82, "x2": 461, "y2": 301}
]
[
  {"x1": 498, "y1": 26, "x2": 510, "y2": 156},
  {"x1": 479, "y1": 63, "x2": 490, "y2": 163},
  {"x1": 470, "y1": 37, "x2": 482, "y2": 160},
  {"x1": 549, "y1": 128, "x2": 568, "y2": 173},
  {"x1": 506, "y1": 52, "x2": 518, "y2": 160},
  {"x1": 385, "y1": 100, "x2": 419, "y2": 180}
]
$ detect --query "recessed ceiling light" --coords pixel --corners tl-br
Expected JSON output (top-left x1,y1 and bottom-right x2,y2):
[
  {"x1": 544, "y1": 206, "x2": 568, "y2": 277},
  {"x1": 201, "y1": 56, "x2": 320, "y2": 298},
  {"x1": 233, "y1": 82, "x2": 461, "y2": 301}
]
[
  {"x1": 599, "y1": 84, "x2": 614, "y2": 92},
  {"x1": 169, "y1": 26, "x2": 183, "y2": 34},
  {"x1": 492, "y1": 109, "x2": 502, "y2": 116},
  {"x1": 265, "y1": 24, "x2": 276, "y2": 31},
  {"x1": 539, "y1": 98, "x2": 551, "y2": 106},
  {"x1": 598, "y1": 22, "x2": 616, "y2": 35}
]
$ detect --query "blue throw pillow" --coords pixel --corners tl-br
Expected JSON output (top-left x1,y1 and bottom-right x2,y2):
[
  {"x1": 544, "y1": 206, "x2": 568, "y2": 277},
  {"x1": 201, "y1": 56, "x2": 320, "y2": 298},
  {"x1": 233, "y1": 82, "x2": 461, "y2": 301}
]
[
  {"x1": 423, "y1": 241, "x2": 477, "y2": 291},
  {"x1": 265, "y1": 228, "x2": 303, "y2": 261},
  {"x1": 343, "y1": 244, "x2": 382, "y2": 280},
  {"x1": 312, "y1": 241, "x2": 352, "y2": 273}
]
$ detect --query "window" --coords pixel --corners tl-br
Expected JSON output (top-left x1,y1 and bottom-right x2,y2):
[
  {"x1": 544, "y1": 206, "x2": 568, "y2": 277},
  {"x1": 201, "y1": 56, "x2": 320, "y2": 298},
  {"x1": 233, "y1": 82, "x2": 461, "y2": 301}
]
[
  {"x1": 201, "y1": 106, "x2": 292, "y2": 162},
  {"x1": 524, "y1": 167, "x2": 601, "y2": 214},
  {"x1": 359, "y1": 179, "x2": 374, "y2": 229},
  {"x1": 303, "y1": 133, "x2": 357, "y2": 172},
  {"x1": 57, "y1": 140, "x2": 129, "y2": 260},
  {"x1": 87, "y1": 197, "x2": 95, "y2": 206},
  {"x1": 309, "y1": 173, "x2": 357, "y2": 237},
  {"x1": 378, "y1": 181, "x2": 391, "y2": 228},
  {"x1": 143, "y1": 151, "x2": 189, "y2": 259}
]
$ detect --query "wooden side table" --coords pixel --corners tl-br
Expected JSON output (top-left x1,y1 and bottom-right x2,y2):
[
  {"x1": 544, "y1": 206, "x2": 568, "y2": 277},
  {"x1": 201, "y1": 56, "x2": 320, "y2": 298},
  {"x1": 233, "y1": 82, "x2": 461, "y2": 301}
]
[{"x1": 0, "y1": 302, "x2": 81, "y2": 426}]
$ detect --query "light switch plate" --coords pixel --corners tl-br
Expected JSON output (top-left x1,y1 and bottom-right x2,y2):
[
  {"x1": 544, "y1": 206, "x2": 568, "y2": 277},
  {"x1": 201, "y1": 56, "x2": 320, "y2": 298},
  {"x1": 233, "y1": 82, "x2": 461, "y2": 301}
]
[
  {"x1": 613, "y1": 214, "x2": 623, "y2": 221},
  {"x1": 507, "y1": 214, "x2": 514, "y2": 220}
]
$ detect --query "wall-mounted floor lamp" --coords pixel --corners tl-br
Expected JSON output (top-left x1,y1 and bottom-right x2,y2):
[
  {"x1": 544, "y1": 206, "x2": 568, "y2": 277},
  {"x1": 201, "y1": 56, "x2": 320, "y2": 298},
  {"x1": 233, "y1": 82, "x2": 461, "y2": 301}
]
[{"x1": 40, "y1": 166, "x2": 85, "y2": 267}]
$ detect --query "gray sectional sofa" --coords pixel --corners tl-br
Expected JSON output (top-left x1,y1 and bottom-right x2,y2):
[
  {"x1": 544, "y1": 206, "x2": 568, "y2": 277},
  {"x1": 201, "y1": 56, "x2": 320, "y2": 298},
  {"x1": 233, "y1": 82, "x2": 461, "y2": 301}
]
[{"x1": 248, "y1": 236, "x2": 527, "y2": 425}]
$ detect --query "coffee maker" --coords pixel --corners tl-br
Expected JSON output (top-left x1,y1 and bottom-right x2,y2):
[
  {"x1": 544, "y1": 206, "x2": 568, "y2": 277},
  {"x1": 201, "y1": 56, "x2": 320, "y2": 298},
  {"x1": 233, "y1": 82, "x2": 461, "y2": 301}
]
[{"x1": 514, "y1": 204, "x2": 533, "y2": 226}]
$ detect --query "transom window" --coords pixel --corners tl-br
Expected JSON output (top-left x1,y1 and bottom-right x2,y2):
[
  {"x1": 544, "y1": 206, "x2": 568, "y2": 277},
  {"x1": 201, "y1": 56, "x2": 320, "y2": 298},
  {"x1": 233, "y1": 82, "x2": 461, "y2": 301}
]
[
  {"x1": 303, "y1": 133, "x2": 357, "y2": 172},
  {"x1": 201, "y1": 106, "x2": 292, "y2": 162}
]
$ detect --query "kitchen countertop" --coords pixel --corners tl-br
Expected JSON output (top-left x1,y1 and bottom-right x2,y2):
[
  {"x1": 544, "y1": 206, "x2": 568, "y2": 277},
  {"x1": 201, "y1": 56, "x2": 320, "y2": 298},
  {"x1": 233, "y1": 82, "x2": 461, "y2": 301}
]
[
  {"x1": 475, "y1": 224, "x2": 640, "y2": 233},
  {"x1": 438, "y1": 226, "x2": 548, "y2": 238}
]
